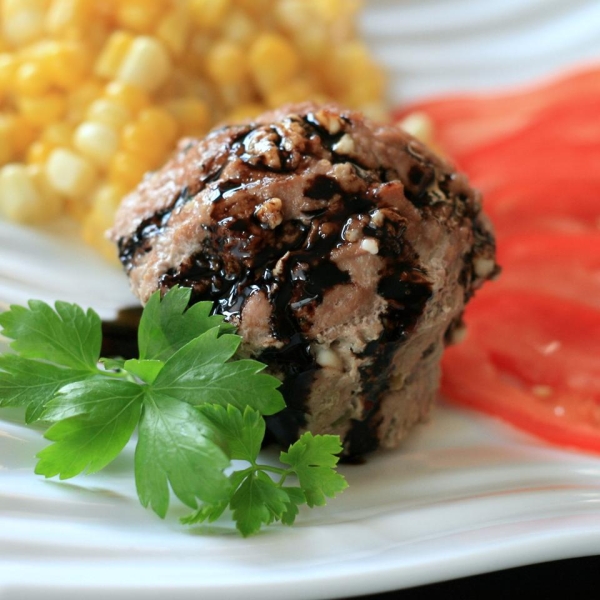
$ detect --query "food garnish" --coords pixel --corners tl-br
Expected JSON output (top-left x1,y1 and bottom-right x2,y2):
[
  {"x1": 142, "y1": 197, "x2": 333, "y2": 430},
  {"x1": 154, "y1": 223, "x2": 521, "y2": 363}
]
[{"x1": 0, "y1": 286, "x2": 347, "y2": 536}]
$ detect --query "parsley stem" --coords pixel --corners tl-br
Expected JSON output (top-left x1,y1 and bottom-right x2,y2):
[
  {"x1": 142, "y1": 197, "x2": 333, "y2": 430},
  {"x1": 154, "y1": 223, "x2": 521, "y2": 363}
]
[{"x1": 233, "y1": 463, "x2": 293, "y2": 485}]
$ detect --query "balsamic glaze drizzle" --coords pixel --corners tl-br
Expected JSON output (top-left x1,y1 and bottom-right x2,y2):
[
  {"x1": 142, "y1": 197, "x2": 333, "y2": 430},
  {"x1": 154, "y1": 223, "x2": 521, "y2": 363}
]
[{"x1": 115, "y1": 109, "x2": 489, "y2": 458}]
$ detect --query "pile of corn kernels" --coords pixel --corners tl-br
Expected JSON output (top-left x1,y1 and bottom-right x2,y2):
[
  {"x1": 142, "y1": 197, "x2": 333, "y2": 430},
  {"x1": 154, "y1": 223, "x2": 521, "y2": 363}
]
[{"x1": 0, "y1": 0, "x2": 386, "y2": 260}]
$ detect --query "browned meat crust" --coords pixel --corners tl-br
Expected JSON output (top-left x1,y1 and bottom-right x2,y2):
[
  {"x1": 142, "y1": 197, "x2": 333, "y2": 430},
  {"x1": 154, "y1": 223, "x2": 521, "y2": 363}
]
[{"x1": 111, "y1": 103, "x2": 498, "y2": 458}]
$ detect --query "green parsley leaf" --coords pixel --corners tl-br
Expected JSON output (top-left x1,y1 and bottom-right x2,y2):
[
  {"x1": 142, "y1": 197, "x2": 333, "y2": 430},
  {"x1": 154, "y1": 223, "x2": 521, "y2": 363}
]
[
  {"x1": 0, "y1": 300, "x2": 101, "y2": 370},
  {"x1": 123, "y1": 358, "x2": 163, "y2": 384},
  {"x1": 280, "y1": 487, "x2": 306, "y2": 526},
  {"x1": 40, "y1": 378, "x2": 141, "y2": 422},
  {"x1": 0, "y1": 288, "x2": 348, "y2": 537},
  {"x1": 35, "y1": 379, "x2": 144, "y2": 478},
  {"x1": 198, "y1": 404, "x2": 264, "y2": 462},
  {"x1": 180, "y1": 470, "x2": 247, "y2": 527},
  {"x1": 153, "y1": 327, "x2": 285, "y2": 415},
  {"x1": 0, "y1": 354, "x2": 91, "y2": 423},
  {"x1": 135, "y1": 394, "x2": 231, "y2": 518},
  {"x1": 179, "y1": 499, "x2": 229, "y2": 526},
  {"x1": 230, "y1": 471, "x2": 291, "y2": 537},
  {"x1": 280, "y1": 433, "x2": 348, "y2": 507},
  {"x1": 138, "y1": 287, "x2": 234, "y2": 362}
]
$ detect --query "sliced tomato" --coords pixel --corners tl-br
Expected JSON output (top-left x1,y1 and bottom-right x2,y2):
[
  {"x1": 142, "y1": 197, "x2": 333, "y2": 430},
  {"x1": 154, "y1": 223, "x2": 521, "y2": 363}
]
[
  {"x1": 482, "y1": 179, "x2": 600, "y2": 234},
  {"x1": 464, "y1": 289, "x2": 600, "y2": 392},
  {"x1": 397, "y1": 63, "x2": 600, "y2": 454},
  {"x1": 394, "y1": 64, "x2": 600, "y2": 157},
  {"x1": 442, "y1": 290, "x2": 600, "y2": 452},
  {"x1": 492, "y1": 232, "x2": 600, "y2": 305},
  {"x1": 441, "y1": 337, "x2": 600, "y2": 453},
  {"x1": 463, "y1": 147, "x2": 600, "y2": 189}
]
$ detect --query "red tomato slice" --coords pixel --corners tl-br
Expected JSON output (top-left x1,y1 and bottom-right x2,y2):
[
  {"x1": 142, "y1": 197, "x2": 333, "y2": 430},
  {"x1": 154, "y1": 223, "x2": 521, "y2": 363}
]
[
  {"x1": 441, "y1": 338, "x2": 600, "y2": 453},
  {"x1": 482, "y1": 179, "x2": 600, "y2": 234},
  {"x1": 492, "y1": 232, "x2": 600, "y2": 305},
  {"x1": 451, "y1": 95, "x2": 600, "y2": 174},
  {"x1": 394, "y1": 65, "x2": 600, "y2": 157},
  {"x1": 463, "y1": 147, "x2": 600, "y2": 188},
  {"x1": 465, "y1": 289, "x2": 600, "y2": 393},
  {"x1": 398, "y1": 63, "x2": 600, "y2": 454},
  {"x1": 441, "y1": 289, "x2": 600, "y2": 453}
]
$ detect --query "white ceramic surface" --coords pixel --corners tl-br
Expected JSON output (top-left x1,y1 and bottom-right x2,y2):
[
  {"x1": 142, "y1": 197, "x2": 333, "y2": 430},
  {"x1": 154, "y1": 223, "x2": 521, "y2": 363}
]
[
  {"x1": 2, "y1": 1, "x2": 600, "y2": 598},
  {"x1": 363, "y1": 0, "x2": 600, "y2": 102}
]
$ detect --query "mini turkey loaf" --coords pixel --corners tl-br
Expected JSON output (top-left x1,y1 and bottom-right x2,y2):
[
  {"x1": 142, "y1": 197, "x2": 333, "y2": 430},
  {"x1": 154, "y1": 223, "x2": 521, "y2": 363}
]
[{"x1": 111, "y1": 103, "x2": 498, "y2": 458}]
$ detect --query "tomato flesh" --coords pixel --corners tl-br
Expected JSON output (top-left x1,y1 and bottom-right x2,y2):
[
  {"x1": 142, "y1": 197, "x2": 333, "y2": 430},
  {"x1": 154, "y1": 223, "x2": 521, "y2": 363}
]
[
  {"x1": 466, "y1": 289, "x2": 600, "y2": 394},
  {"x1": 442, "y1": 340, "x2": 600, "y2": 453},
  {"x1": 396, "y1": 63, "x2": 600, "y2": 453},
  {"x1": 493, "y1": 232, "x2": 600, "y2": 306}
]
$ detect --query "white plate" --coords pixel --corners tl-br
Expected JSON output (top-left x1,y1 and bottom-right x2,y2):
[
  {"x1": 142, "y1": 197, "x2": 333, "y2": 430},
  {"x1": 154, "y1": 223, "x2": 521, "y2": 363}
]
[{"x1": 2, "y1": 2, "x2": 600, "y2": 598}]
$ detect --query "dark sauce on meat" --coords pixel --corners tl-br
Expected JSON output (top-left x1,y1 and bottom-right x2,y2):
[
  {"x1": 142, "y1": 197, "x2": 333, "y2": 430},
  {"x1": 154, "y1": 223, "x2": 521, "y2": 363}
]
[
  {"x1": 344, "y1": 211, "x2": 433, "y2": 458},
  {"x1": 115, "y1": 107, "x2": 493, "y2": 458},
  {"x1": 159, "y1": 171, "x2": 378, "y2": 450}
]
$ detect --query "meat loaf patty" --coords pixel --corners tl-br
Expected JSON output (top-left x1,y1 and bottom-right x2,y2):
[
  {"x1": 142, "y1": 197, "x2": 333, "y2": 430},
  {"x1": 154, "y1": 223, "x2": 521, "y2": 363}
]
[{"x1": 111, "y1": 103, "x2": 498, "y2": 458}]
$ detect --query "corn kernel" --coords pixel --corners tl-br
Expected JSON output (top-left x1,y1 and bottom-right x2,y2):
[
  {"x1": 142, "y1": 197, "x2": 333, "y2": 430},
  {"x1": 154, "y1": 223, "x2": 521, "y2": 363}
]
[
  {"x1": 294, "y1": 27, "x2": 327, "y2": 63},
  {"x1": 342, "y1": 72, "x2": 386, "y2": 108},
  {"x1": 0, "y1": 163, "x2": 42, "y2": 222},
  {"x1": 267, "y1": 78, "x2": 315, "y2": 108},
  {"x1": 249, "y1": 34, "x2": 300, "y2": 93},
  {"x1": 94, "y1": 31, "x2": 134, "y2": 80},
  {"x1": 3, "y1": 0, "x2": 46, "y2": 15},
  {"x1": 225, "y1": 102, "x2": 265, "y2": 123},
  {"x1": 104, "y1": 81, "x2": 149, "y2": 114},
  {"x1": 116, "y1": 0, "x2": 165, "y2": 33},
  {"x1": 45, "y1": 147, "x2": 97, "y2": 198},
  {"x1": 0, "y1": 53, "x2": 17, "y2": 91},
  {"x1": 67, "y1": 79, "x2": 104, "y2": 122},
  {"x1": 156, "y1": 5, "x2": 190, "y2": 59},
  {"x1": 90, "y1": 182, "x2": 127, "y2": 213},
  {"x1": 189, "y1": 0, "x2": 231, "y2": 30},
  {"x1": 220, "y1": 9, "x2": 255, "y2": 45},
  {"x1": 86, "y1": 20, "x2": 110, "y2": 54},
  {"x1": 14, "y1": 60, "x2": 51, "y2": 95},
  {"x1": 180, "y1": 34, "x2": 210, "y2": 77},
  {"x1": 73, "y1": 121, "x2": 119, "y2": 169},
  {"x1": 26, "y1": 140, "x2": 54, "y2": 164},
  {"x1": 18, "y1": 93, "x2": 66, "y2": 127},
  {"x1": 166, "y1": 97, "x2": 210, "y2": 136},
  {"x1": 108, "y1": 150, "x2": 149, "y2": 191},
  {"x1": 81, "y1": 211, "x2": 119, "y2": 262},
  {"x1": 45, "y1": 0, "x2": 90, "y2": 35},
  {"x1": 138, "y1": 108, "x2": 178, "y2": 145},
  {"x1": 26, "y1": 163, "x2": 64, "y2": 219},
  {"x1": 120, "y1": 120, "x2": 168, "y2": 166},
  {"x1": 86, "y1": 98, "x2": 132, "y2": 130},
  {"x1": 218, "y1": 82, "x2": 254, "y2": 109},
  {"x1": 206, "y1": 41, "x2": 247, "y2": 86},
  {"x1": 81, "y1": 181, "x2": 127, "y2": 260},
  {"x1": 41, "y1": 121, "x2": 73, "y2": 147},
  {"x1": 329, "y1": 42, "x2": 380, "y2": 93},
  {"x1": 2, "y1": 3, "x2": 45, "y2": 47},
  {"x1": 116, "y1": 36, "x2": 171, "y2": 94},
  {"x1": 43, "y1": 41, "x2": 90, "y2": 90}
]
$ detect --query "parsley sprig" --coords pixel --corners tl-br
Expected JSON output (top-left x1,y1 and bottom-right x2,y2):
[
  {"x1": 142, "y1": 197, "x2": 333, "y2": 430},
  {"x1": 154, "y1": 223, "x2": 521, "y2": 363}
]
[{"x1": 0, "y1": 287, "x2": 347, "y2": 536}]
